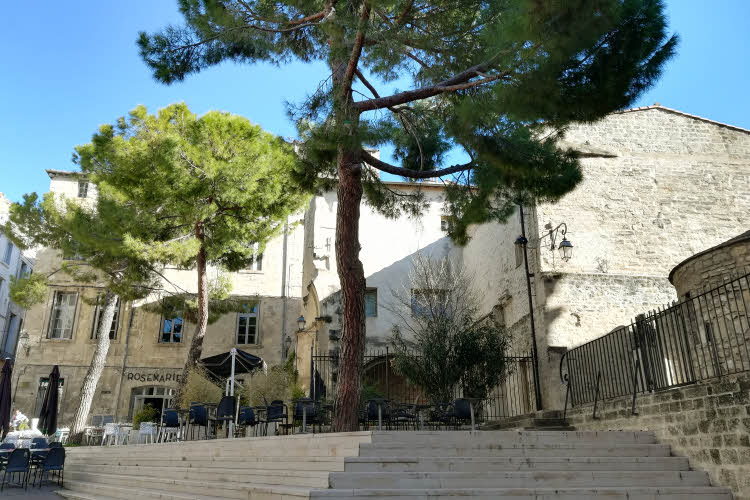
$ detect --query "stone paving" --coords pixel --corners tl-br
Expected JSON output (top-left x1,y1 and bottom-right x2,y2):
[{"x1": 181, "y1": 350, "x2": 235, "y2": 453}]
[{"x1": 0, "y1": 484, "x2": 60, "y2": 498}]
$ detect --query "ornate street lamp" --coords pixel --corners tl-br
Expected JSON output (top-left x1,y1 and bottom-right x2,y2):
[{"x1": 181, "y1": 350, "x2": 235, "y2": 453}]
[
  {"x1": 558, "y1": 237, "x2": 573, "y2": 262},
  {"x1": 543, "y1": 222, "x2": 573, "y2": 263},
  {"x1": 297, "y1": 315, "x2": 306, "y2": 332}
]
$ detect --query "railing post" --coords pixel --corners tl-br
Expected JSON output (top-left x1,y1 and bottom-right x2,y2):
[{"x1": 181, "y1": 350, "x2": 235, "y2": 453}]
[
  {"x1": 592, "y1": 371, "x2": 602, "y2": 420},
  {"x1": 562, "y1": 375, "x2": 571, "y2": 421},
  {"x1": 385, "y1": 346, "x2": 390, "y2": 401},
  {"x1": 631, "y1": 358, "x2": 640, "y2": 416}
]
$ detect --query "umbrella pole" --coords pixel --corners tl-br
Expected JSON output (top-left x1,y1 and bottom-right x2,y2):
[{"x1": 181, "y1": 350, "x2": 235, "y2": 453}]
[{"x1": 229, "y1": 348, "x2": 236, "y2": 438}]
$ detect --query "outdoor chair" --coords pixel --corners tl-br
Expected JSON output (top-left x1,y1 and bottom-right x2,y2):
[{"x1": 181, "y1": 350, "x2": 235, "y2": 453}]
[
  {"x1": 101, "y1": 415, "x2": 115, "y2": 425},
  {"x1": 1, "y1": 448, "x2": 30, "y2": 491},
  {"x1": 32, "y1": 446, "x2": 64, "y2": 488},
  {"x1": 236, "y1": 406, "x2": 257, "y2": 437},
  {"x1": 29, "y1": 438, "x2": 50, "y2": 467},
  {"x1": 48, "y1": 442, "x2": 63, "y2": 448},
  {"x1": 30, "y1": 437, "x2": 49, "y2": 449},
  {"x1": 188, "y1": 404, "x2": 211, "y2": 440},
  {"x1": 452, "y1": 398, "x2": 476, "y2": 429},
  {"x1": 262, "y1": 400, "x2": 288, "y2": 436},
  {"x1": 101, "y1": 423, "x2": 120, "y2": 446},
  {"x1": 91, "y1": 415, "x2": 103, "y2": 427},
  {"x1": 363, "y1": 399, "x2": 392, "y2": 430},
  {"x1": 158, "y1": 409, "x2": 181, "y2": 442},
  {"x1": 137, "y1": 422, "x2": 157, "y2": 444},
  {"x1": 391, "y1": 403, "x2": 418, "y2": 430},
  {"x1": 85, "y1": 426, "x2": 104, "y2": 445},
  {"x1": 293, "y1": 398, "x2": 323, "y2": 434},
  {"x1": 214, "y1": 396, "x2": 236, "y2": 438},
  {"x1": 428, "y1": 402, "x2": 455, "y2": 429},
  {"x1": 0, "y1": 443, "x2": 15, "y2": 468}
]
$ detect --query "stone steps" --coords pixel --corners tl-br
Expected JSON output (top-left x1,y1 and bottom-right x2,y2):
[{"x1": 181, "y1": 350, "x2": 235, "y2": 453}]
[
  {"x1": 343, "y1": 456, "x2": 691, "y2": 472},
  {"x1": 56, "y1": 430, "x2": 732, "y2": 500}
]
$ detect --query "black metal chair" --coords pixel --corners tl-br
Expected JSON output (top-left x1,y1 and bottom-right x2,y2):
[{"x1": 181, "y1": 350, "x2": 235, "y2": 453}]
[
  {"x1": 0, "y1": 443, "x2": 14, "y2": 468},
  {"x1": 159, "y1": 409, "x2": 181, "y2": 442},
  {"x1": 364, "y1": 399, "x2": 392, "y2": 430},
  {"x1": 188, "y1": 404, "x2": 211, "y2": 440},
  {"x1": 391, "y1": 403, "x2": 418, "y2": 430},
  {"x1": 428, "y1": 402, "x2": 455, "y2": 429},
  {"x1": 262, "y1": 400, "x2": 288, "y2": 436},
  {"x1": 29, "y1": 438, "x2": 50, "y2": 467},
  {"x1": 1, "y1": 448, "x2": 30, "y2": 491},
  {"x1": 236, "y1": 406, "x2": 258, "y2": 437},
  {"x1": 452, "y1": 398, "x2": 476, "y2": 429},
  {"x1": 48, "y1": 442, "x2": 63, "y2": 448},
  {"x1": 293, "y1": 398, "x2": 322, "y2": 434},
  {"x1": 213, "y1": 396, "x2": 236, "y2": 438},
  {"x1": 32, "y1": 447, "x2": 65, "y2": 488}
]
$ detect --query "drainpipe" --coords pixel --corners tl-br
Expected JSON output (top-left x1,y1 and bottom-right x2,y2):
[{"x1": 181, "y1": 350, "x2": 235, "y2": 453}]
[
  {"x1": 280, "y1": 217, "x2": 289, "y2": 360},
  {"x1": 112, "y1": 304, "x2": 135, "y2": 420}
]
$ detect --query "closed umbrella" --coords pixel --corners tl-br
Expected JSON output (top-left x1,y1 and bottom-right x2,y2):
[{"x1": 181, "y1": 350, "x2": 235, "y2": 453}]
[
  {"x1": 39, "y1": 365, "x2": 60, "y2": 437},
  {"x1": 0, "y1": 361, "x2": 12, "y2": 439}
]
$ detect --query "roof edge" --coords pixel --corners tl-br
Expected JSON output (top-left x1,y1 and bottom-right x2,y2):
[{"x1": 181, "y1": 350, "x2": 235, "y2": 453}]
[
  {"x1": 669, "y1": 231, "x2": 750, "y2": 284},
  {"x1": 616, "y1": 105, "x2": 750, "y2": 135}
]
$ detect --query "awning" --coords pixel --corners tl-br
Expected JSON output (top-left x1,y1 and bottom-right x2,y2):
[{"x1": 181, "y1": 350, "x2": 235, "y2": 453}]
[{"x1": 199, "y1": 349, "x2": 263, "y2": 379}]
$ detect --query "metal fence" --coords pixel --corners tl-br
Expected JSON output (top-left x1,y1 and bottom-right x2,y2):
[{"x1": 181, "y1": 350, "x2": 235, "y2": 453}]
[
  {"x1": 561, "y1": 271, "x2": 750, "y2": 408},
  {"x1": 311, "y1": 347, "x2": 537, "y2": 420}
]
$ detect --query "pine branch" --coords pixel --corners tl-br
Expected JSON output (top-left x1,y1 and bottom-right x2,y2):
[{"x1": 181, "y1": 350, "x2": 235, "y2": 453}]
[
  {"x1": 361, "y1": 150, "x2": 473, "y2": 179},
  {"x1": 342, "y1": 3, "x2": 372, "y2": 97}
]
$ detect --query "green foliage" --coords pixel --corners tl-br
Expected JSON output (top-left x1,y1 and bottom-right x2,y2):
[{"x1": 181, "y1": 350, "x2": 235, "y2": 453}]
[
  {"x1": 388, "y1": 254, "x2": 510, "y2": 403},
  {"x1": 9, "y1": 274, "x2": 48, "y2": 309},
  {"x1": 75, "y1": 103, "x2": 312, "y2": 273},
  {"x1": 132, "y1": 404, "x2": 159, "y2": 430},
  {"x1": 360, "y1": 383, "x2": 385, "y2": 404},
  {"x1": 139, "y1": 0, "x2": 677, "y2": 240},
  {"x1": 179, "y1": 367, "x2": 223, "y2": 408},
  {"x1": 244, "y1": 358, "x2": 302, "y2": 406}
]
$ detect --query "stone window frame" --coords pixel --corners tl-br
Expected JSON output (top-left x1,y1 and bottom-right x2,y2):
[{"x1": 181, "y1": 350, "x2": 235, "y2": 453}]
[
  {"x1": 47, "y1": 290, "x2": 79, "y2": 340},
  {"x1": 410, "y1": 288, "x2": 449, "y2": 318},
  {"x1": 236, "y1": 302, "x2": 260, "y2": 345},
  {"x1": 365, "y1": 288, "x2": 378, "y2": 317},
  {"x1": 2, "y1": 241, "x2": 13, "y2": 265},
  {"x1": 159, "y1": 316, "x2": 184, "y2": 344},
  {"x1": 90, "y1": 295, "x2": 122, "y2": 341},
  {"x1": 242, "y1": 243, "x2": 264, "y2": 272},
  {"x1": 77, "y1": 181, "x2": 89, "y2": 198}
]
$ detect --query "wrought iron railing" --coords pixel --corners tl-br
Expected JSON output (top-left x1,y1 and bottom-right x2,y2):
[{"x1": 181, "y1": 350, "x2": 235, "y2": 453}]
[
  {"x1": 561, "y1": 271, "x2": 750, "y2": 410},
  {"x1": 311, "y1": 347, "x2": 537, "y2": 421}
]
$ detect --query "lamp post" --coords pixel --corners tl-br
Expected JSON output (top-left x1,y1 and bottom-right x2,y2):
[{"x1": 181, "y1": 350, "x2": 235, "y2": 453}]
[{"x1": 515, "y1": 208, "x2": 575, "y2": 413}]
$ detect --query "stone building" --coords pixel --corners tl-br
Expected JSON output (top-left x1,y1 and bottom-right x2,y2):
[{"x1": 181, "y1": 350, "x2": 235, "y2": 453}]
[
  {"x1": 13, "y1": 170, "x2": 305, "y2": 423},
  {"x1": 0, "y1": 193, "x2": 34, "y2": 360},
  {"x1": 14, "y1": 105, "x2": 750, "y2": 424},
  {"x1": 458, "y1": 105, "x2": 750, "y2": 409}
]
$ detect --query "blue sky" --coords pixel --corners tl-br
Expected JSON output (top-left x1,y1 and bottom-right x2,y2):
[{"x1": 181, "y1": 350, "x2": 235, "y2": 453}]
[{"x1": 1, "y1": 0, "x2": 748, "y2": 203}]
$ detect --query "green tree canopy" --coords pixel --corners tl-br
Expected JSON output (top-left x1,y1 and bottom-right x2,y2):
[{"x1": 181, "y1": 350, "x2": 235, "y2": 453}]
[
  {"x1": 139, "y1": 0, "x2": 677, "y2": 430},
  {"x1": 75, "y1": 103, "x2": 311, "y2": 382}
]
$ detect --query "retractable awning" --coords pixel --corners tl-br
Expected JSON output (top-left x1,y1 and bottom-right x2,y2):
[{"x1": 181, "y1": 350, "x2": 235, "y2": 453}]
[{"x1": 199, "y1": 349, "x2": 263, "y2": 379}]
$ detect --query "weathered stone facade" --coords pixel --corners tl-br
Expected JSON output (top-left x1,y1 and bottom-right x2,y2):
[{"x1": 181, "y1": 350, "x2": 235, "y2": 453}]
[{"x1": 566, "y1": 372, "x2": 750, "y2": 500}]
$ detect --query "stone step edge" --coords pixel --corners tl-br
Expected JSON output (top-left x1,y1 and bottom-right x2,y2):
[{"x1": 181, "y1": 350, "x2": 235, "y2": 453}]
[
  {"x1": 308, "y1": 486, "x2": 732, "y2": 497},
  {"x1": 66, "y1": 464, "x2": 332, "y2": 477},
  {"x1": 66, "y1": 470, "x2": 320, "y2": 492},
  {"x1": 64, "y1": 478, "x2": 311, "y2": 499}
]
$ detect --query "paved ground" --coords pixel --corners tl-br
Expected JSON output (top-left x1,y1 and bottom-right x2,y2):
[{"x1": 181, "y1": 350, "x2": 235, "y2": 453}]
[{"x1": 0, "y1": 484, "x2": 61, "y2": 498}]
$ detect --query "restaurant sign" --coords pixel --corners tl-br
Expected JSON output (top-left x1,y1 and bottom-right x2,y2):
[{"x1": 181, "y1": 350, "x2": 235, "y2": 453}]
[{"x1": 126, "y1": 368, "x2": 182, "y2": 384}]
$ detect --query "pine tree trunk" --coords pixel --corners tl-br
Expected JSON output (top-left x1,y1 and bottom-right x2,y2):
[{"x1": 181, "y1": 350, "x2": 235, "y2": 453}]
[
  {"x1": 69, "y1": 292, "x2": 117, "y2": 443},
  {"x1": 331, "y1": 150, "x2": 367, "y2": 432},
  {"x1": 179, "y1": 222, "x2": 209, "y2": 403}
]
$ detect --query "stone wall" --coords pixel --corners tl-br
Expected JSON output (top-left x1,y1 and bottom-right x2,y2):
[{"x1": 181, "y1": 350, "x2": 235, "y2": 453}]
[
  {"x1": 671, "y1": 234, "x2": 750, "y2": 297},
  {"x1": 566, "y1": 373, "x2": 750, "y2": 500}
]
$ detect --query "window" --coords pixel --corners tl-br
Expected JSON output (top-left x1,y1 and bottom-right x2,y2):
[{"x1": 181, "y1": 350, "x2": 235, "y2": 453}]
[
  {"x1": 245, "y1": 243, "x2": 263, "y2": 271},
  {"x1": 440, "y1": 216, "x2": 451, "y2": 232},
  {"x1": 236, "y1": 303, "x2": 259, "y2": 345},
  {"x1": 365, "y1": 288, "x2": 378, "y2": 317},
  {"x1": 18, "y1": 262, "x2": 29, "y2": 279},
  {"x1": 2, "y1": 242, "x2": 13, "y2": 265},
  {"x1": 77, "y1": 181, "x2": 89, "y2": 198},
  {"x1": 91, "y1": 296, "x2": 121, "y2": 340},
  {"x1": 34, "y1": 377, "x2": 65, "y2": 418},
  {"x1": 48, "y1": 291, "x2": 78, "y2": 339},
  {"x1": 160, "y1": 316, "x2": 183, "y2": 343},
  {"x1": 411, "y1": 289, "x2": 448, "y2": 317}
]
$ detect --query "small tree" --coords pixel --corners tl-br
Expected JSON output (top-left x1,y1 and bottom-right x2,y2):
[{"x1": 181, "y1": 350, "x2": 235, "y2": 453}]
[
  {"x1": 388, "y1": 254, "x2": 510, "y2": 404},
  {"x1": 3, "y1": 190, "x2": 164, "y2": 441},
  {"x1": 139, "y1": 0, "x2": 676, "y2": 430},
  {"x1": 75, "y1": 103, "x2": 311, "y2": 389}
]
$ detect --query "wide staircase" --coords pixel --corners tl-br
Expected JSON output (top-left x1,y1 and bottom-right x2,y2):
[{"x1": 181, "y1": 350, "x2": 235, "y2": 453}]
[{"x1": 57, "y1": 430, "x2": 732, "y2": 500}]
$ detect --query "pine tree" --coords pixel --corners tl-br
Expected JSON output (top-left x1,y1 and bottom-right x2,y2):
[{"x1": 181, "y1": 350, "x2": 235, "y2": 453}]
[
  {"x1": 138, "y1": 0, "x2": 677, "y2": 430},
  {"x1": 75, "y1": 103, "x2": 311, "y2": 390},
  {"x1": 3, "y1": 188, "x2": 164, "y2": 441}
]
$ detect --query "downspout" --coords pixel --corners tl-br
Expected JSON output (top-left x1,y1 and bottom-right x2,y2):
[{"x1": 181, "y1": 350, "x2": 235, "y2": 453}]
[
  {"x1": 112, "y1": 303, "x2": 135, "y2": 420},
  {"x1": 280, "y1": 217, "x2": 289, "y2": 360}
]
